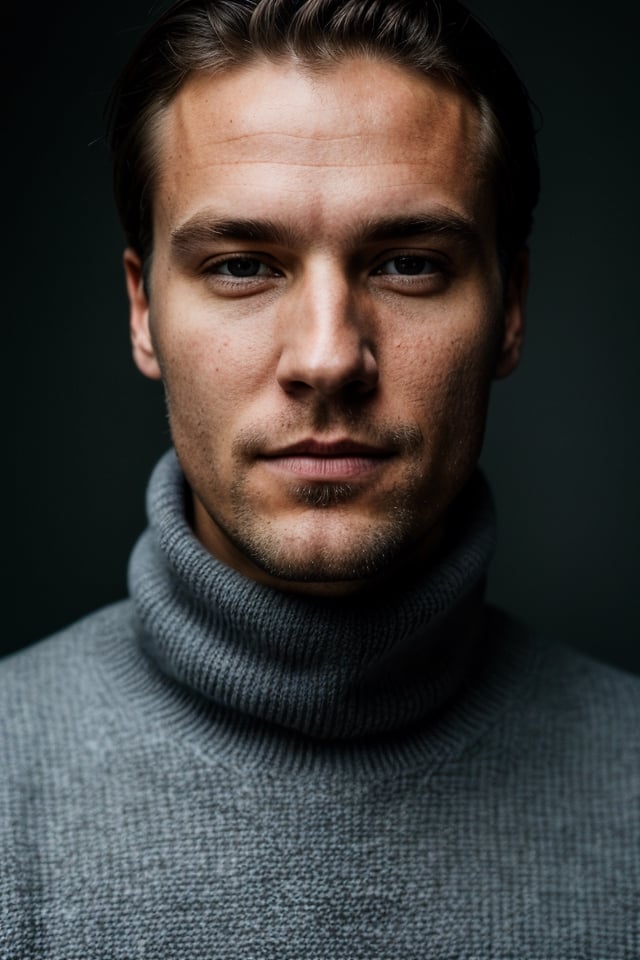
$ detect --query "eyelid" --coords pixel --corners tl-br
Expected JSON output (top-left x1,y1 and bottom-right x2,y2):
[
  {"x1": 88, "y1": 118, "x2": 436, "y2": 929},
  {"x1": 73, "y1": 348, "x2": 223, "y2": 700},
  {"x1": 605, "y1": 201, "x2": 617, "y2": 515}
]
[
  {"x1": 197, "y1": 247, "x2": 452, "y2": 284},
  {"x1": 370, "y1": 249, "x2": 450, "y2": 275},
  {"x1": 201, "y1": 253, "x2": 284, "y2": 277}
]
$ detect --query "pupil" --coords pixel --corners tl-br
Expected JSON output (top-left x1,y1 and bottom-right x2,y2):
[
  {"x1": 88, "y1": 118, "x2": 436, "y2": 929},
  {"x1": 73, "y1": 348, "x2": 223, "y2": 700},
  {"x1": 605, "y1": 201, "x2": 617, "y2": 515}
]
[
  {"x1": 395, "y1": 256, "x2": 425, "y2": 275},
  {"x1": 229, "y1": 258, "x2": 259, "y2": 277}
]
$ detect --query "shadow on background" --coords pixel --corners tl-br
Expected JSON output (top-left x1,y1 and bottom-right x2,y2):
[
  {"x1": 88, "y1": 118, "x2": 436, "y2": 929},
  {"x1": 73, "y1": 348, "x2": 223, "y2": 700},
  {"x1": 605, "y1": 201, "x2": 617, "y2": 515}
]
[{"x1": 7, "y1": 1, "x2": 639, "y2": 672}]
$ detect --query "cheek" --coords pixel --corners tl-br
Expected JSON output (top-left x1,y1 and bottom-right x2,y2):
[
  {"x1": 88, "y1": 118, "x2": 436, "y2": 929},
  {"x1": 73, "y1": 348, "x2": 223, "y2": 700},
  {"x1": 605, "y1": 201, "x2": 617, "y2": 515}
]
[
  {"x1": 397, "y1": 326, "x2": 497, "y2": 444},
  {"x1": 153, "y1": 307, "x2": 274, "y2": 424}
]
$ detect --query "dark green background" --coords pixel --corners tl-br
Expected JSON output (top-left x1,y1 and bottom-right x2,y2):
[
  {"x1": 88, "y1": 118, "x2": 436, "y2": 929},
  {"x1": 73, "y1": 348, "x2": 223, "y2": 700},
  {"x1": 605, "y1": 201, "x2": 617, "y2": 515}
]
[{"x1": 8, "y1": 3, "x2": 639, "y2": 671}]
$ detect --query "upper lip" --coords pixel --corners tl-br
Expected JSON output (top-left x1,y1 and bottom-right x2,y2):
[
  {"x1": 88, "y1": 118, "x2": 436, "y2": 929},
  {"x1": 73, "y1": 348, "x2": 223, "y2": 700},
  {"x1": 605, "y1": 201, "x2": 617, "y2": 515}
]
[{"x1": 261, "y1": 438, "x2": 394, "y2": 458}]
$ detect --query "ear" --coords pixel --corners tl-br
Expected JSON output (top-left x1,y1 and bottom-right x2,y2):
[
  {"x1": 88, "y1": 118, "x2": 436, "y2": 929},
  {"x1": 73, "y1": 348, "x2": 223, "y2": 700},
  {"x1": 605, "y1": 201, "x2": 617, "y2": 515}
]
[
  {"x1": 494, "y1": 248, "x2": 529, "y2": 380},
  {"x1": 124, "y1": 248, "x2": 162, "y2": 381}
]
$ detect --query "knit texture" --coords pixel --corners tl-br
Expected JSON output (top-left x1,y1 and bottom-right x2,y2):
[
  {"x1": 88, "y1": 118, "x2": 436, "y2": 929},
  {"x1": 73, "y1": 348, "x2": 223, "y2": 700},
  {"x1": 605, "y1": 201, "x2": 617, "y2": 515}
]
[{"x1": 1, "y1": 449, "x2": 639, "y2": 959}]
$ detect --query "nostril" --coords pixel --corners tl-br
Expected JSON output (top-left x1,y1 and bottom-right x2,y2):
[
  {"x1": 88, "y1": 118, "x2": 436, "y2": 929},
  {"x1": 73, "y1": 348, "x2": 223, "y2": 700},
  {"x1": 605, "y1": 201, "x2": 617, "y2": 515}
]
[
  {"x1": 277, "y1": 342, "x2": 377, "y2": 395},
  {"x1": 346, "y1": 371, "x2": 378, "y2": 397},
  {"x1": 274, "y1": 287, "x2": 378, "y2": 397}
]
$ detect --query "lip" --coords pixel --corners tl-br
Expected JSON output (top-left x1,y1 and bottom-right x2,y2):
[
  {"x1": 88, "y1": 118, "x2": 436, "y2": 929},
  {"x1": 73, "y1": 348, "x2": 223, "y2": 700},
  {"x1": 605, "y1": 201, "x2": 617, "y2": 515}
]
[
  {"x1": 257, "y1": 437, "x2": 394, "y2": 481},
  {"x1": 263, "y1": 437, "x2": 394, "y2": 457}
]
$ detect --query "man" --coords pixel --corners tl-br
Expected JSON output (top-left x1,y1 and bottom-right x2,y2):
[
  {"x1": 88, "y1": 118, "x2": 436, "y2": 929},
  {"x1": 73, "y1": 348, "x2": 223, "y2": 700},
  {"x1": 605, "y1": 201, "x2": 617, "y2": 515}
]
[{"x1": 2, "y1": 0, "x2": 638, "y2": 957}]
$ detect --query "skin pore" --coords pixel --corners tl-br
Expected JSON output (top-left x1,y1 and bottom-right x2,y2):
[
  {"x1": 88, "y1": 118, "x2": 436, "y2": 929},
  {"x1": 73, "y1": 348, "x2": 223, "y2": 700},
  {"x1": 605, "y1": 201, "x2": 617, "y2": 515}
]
[{"x1": 125, "y1": 58, "x2": 527, "y2": 595}]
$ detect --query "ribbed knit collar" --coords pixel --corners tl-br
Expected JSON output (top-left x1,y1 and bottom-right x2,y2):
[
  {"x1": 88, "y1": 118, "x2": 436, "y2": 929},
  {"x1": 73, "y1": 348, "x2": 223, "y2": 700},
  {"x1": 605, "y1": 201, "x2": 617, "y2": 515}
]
[{"x1": 128, "y1": 450, "x2": 496, "y2": 742}]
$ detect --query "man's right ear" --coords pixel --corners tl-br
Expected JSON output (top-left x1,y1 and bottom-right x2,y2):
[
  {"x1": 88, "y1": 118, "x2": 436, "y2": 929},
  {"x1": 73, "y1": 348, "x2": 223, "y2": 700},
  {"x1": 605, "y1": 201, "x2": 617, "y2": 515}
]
[{"x1": 124, "y1": 249, "x2": 162, "y2": 380}]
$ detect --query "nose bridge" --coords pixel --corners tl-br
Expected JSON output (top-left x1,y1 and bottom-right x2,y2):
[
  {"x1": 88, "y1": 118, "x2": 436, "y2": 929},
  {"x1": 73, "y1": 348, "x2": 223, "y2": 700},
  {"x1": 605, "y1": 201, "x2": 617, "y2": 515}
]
[{"x1": 276, "y1": 259, "x2": 378, "y2": 397}]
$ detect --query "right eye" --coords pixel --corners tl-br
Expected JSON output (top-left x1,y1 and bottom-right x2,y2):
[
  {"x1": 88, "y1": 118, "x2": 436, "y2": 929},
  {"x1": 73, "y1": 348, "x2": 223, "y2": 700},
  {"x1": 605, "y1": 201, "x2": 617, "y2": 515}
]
[{"x1": 206, "y1": 257, "x2": 276, "y2": 278}]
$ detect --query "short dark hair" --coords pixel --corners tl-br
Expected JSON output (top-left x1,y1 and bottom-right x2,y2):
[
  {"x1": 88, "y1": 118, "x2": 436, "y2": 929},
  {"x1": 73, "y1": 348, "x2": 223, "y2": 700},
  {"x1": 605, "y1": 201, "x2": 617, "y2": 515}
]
[{"x1": 107, "y1": 0, "x2": 540, "y2": 274}]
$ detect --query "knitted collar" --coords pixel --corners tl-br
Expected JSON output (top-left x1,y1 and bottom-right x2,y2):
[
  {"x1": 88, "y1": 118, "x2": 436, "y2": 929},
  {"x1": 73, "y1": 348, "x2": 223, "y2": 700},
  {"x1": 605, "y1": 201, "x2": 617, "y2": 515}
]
[{"x1": 128, "y1": 450, "x2": 496, "y2": 742}]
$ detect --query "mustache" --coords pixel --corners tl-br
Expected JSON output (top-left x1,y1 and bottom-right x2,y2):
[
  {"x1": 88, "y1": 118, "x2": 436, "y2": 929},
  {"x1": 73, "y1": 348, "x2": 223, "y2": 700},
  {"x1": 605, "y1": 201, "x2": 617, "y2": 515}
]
[{"x1": 232, "y1": 418, "x2": 424, "y2": 460}]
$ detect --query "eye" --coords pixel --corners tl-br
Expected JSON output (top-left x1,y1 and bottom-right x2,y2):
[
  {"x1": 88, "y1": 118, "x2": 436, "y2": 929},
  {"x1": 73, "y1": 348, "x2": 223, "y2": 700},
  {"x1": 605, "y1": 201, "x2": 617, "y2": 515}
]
[
  {"x1": 374, "y1": 255, "x2": 439, "y2": 276},
  {"x1": 208, "y1": 257, "x2": 275, "y2": 278}
]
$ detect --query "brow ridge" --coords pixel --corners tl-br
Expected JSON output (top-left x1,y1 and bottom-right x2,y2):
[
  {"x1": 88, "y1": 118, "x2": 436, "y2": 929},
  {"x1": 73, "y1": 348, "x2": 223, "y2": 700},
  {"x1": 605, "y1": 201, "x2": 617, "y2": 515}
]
[{"x1": 169, "y1": 209, "x2": 481, "y2": 259}]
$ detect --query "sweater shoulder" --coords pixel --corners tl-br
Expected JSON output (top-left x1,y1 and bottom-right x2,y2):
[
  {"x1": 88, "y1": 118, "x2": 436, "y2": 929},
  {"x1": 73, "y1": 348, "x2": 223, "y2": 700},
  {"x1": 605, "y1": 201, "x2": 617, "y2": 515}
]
[
  {"x1": 0, "y1": 601, "x2": 135, "y2": 745},
  {"x1": 482, "y1": 614, "x2": 640, "y2": 800},
  {"x1": 489, "y1": 605, "x2": 640, "y2": 722},
  {"x1": 1, "y1": 599, "x2": 133, "y2": 672},
  {"x1": 533, "y1": 636, "x2": 640, "y2": 724}
]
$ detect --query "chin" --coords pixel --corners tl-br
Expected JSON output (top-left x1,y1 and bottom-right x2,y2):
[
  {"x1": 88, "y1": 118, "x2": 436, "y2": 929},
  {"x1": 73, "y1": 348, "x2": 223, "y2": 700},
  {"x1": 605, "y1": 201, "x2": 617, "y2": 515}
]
[{"x1": 227, "y1": 507, "x2": 424, "y2": 586}]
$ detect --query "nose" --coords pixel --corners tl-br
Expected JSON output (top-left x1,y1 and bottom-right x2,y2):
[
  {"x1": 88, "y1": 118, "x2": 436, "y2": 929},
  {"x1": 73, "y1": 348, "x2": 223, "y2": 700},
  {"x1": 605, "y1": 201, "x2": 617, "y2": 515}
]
[{"x1": 275, "y1": 265, "x2": 378, "y2": 399}]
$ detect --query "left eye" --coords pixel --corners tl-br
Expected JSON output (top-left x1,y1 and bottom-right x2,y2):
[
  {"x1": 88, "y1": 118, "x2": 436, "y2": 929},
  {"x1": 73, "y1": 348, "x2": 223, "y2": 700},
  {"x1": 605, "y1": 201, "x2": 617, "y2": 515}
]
[
  {"x1": 210, "y1": 257, "x2": 273, "y2": 278},
  {"x1": 374, "y1": 256, "x2": 438, "y2": 276}
]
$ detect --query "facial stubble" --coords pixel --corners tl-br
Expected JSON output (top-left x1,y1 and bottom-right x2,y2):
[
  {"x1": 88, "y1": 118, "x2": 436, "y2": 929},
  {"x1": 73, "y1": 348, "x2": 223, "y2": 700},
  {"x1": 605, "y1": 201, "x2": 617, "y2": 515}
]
[{"x1": 202, "y1": 422, "x2": 431, "y2": 584}]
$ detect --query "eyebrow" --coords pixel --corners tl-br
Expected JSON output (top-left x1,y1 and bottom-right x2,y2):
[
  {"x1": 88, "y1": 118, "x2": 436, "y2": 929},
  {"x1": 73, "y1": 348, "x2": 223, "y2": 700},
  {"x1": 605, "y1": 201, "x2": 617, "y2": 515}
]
[
  {"x1": 169, "y1": 210, "x2": 482, "y2": 260},
  {"x1": 170, "y1": 216, "x2": 302, "y2": 258},
  {"x1": 362, "y1": 213, "x2": 481, "y2": 249}
]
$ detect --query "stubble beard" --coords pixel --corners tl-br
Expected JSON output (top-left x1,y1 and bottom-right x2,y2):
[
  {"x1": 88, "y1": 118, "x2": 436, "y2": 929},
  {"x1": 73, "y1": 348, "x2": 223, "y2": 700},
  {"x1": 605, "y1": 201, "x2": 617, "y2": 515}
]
[
  {"x1": 292, "y1": 481, "x2": 355, "y2": 509},
  {"x1": 226, "y1": 481, "x2": 423, "y2": 583},
  {"x1": 204, "y1": 420, "x2": 430, "y2": 585}
]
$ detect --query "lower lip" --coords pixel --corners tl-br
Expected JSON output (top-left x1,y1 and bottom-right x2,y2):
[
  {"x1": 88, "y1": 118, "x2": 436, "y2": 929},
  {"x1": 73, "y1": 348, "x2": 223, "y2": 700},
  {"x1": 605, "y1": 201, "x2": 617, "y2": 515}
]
[{"x1": 260, "y1": 455, "x2": 390, "y2": 481}]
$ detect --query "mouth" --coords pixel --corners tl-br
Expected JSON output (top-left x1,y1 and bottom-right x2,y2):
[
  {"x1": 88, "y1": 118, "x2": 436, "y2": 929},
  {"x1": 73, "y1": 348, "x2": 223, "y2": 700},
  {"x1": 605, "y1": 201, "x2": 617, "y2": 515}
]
[{"x1": 257, "y1": 437, "x2": 395, "y2": 482}]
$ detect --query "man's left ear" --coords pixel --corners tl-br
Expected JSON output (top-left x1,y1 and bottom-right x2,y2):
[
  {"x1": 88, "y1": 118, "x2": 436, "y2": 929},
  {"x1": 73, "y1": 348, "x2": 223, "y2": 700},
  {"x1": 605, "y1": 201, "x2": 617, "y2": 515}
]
[{"x1": 494, "y1": 248, "x2": 529, "y2": 380}]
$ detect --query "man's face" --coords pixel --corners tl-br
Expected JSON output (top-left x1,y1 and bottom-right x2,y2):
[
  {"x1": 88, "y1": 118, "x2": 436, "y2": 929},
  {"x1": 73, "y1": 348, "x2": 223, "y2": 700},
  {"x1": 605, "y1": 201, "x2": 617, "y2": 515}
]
[{"x1": 126, "y1": 58, "x2": 526, "y2": 594}]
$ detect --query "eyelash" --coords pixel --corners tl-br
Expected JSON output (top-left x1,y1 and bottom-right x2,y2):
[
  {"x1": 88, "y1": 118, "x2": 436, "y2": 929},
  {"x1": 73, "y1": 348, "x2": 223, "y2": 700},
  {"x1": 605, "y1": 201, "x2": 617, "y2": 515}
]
[
  {"x1": 203, "y1": 256, "x2": 283, "y2": 281},
  {"x1": 199, "y1": 251, "x2": 450, "y2": 291},
  {"x1": 371, "y1": 254, "x2": 444, "y2": 278}
]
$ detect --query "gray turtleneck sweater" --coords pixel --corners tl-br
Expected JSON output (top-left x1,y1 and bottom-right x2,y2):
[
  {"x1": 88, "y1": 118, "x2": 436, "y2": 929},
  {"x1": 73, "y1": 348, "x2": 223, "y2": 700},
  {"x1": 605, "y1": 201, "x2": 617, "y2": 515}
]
[{"x1": 2, "y1": 451, "x2": 639, "y2": 959}]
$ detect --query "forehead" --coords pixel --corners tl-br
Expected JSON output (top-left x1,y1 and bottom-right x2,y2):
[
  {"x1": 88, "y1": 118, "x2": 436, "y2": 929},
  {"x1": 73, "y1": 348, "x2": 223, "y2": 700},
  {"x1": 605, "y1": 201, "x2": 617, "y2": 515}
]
[{"x1": 152, "y1": 58, "x2": 491, "y2": 242}]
